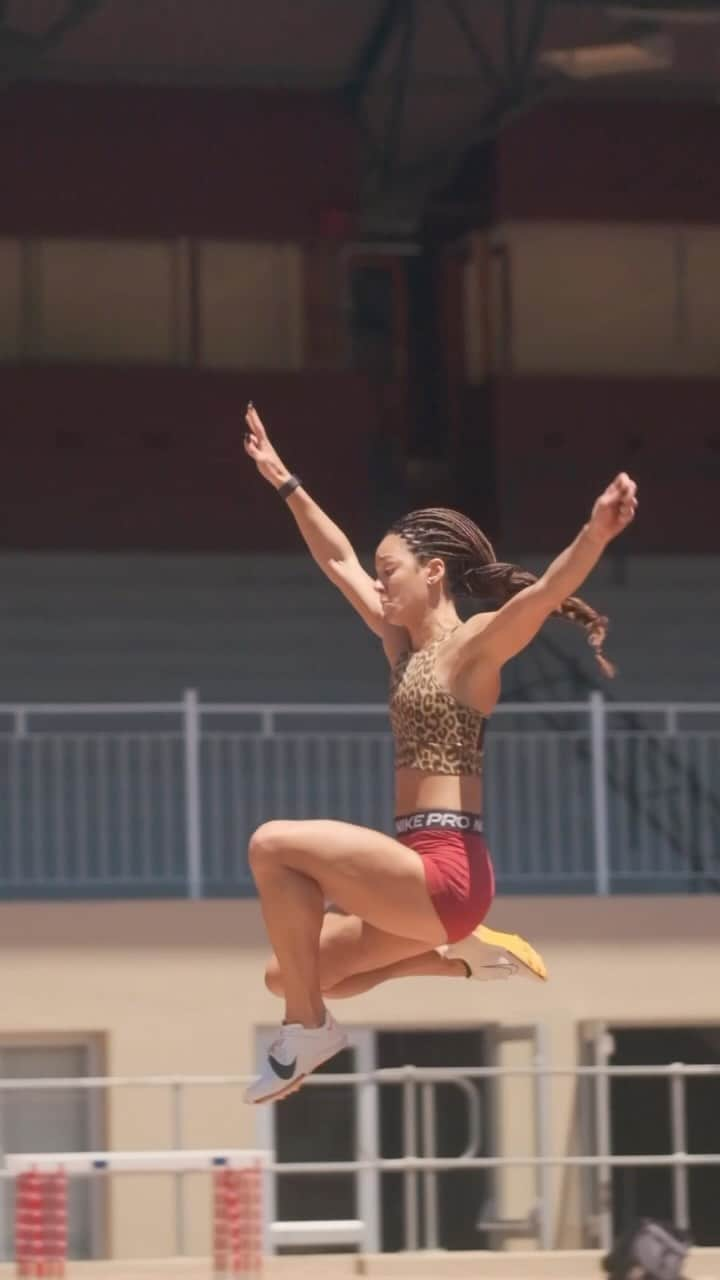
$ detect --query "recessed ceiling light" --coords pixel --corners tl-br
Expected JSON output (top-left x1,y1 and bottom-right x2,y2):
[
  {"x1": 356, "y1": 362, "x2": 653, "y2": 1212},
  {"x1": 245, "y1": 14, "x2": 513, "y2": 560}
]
[
  {"x1": 605, "y1": 5, "x2": 720, "y2": 25},
  {"x1": 541, "y1": 33, "x2": 673, "y2": 78}
]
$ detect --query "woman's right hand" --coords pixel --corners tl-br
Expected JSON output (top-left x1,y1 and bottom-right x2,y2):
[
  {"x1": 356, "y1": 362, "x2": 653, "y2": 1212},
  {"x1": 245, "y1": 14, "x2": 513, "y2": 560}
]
[
  {"x1": 588, "y1": 472, "x2": 638, "y2": 545},
  {"x1": 243, "y1": 403, "x2": 291, "y2": 489}
]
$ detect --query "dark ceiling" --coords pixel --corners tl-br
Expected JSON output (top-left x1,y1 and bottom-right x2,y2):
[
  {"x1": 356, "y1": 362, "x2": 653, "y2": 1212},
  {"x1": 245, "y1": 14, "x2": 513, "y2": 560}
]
[{"x1": 3, "y1": 0, "x2": 720, "y2": 226}]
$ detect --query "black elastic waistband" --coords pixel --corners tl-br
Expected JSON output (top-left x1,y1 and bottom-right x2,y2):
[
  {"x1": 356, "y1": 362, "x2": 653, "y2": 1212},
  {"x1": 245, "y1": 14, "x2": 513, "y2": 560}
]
[{"x1": 395, "y1": 810, "x2": 484, "y2": 836}]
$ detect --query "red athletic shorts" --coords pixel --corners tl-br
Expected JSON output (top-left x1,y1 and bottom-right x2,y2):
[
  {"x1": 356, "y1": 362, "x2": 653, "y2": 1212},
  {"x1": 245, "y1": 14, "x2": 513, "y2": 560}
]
[{"x1": 395, "y1": 810, "x2": 495, "y2": 943}]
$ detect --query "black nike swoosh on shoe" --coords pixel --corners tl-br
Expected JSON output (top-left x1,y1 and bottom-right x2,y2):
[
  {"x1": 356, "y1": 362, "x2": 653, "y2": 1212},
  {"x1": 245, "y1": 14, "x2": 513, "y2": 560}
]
[{"x1": 268, "y1": 1053, "x2": 298, "y2": 1081}]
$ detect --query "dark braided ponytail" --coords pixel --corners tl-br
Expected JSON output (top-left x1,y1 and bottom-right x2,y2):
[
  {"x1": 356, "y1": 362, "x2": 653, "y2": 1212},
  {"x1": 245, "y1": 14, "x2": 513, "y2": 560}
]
[{"x1": 390, "y1": 507, "x2": 614, "y2": 677}]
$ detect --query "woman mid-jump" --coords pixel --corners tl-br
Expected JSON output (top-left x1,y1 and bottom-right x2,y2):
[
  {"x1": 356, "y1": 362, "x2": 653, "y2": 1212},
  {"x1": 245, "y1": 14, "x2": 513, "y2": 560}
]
[{"x1": 243, "y1": 404, "x2": 637, "y2": 1104}]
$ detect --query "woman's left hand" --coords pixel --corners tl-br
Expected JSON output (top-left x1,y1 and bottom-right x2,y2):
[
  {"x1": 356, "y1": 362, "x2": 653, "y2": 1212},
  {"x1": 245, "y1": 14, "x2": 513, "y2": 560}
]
[{"x1": 588, "y1": 472, "x2": 638, "y2": 544}]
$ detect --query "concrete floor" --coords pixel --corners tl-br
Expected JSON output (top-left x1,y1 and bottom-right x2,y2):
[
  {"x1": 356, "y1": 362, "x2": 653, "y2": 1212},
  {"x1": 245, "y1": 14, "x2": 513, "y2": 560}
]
[{"x1": 3, "y1": 1248, "x2": 717, "y2": 1280}]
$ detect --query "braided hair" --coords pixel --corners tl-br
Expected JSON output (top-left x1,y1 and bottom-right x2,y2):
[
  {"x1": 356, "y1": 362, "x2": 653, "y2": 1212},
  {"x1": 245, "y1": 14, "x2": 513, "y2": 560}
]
[{"x1": 390, "y1": 507, "x2": 614, "y2": 677}]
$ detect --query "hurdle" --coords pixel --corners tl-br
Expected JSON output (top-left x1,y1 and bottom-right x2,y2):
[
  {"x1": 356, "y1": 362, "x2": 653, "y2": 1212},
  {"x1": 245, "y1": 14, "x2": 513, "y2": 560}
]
[{"x1": 6, "y1": 1149, "x2": 269, "y2": 1280}]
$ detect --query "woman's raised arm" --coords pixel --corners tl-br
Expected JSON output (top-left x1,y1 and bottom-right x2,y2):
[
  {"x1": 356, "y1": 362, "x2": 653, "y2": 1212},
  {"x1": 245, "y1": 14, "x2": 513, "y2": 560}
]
[{"x1": 244, "y1": 403, "x2": 389, "y2": 640}]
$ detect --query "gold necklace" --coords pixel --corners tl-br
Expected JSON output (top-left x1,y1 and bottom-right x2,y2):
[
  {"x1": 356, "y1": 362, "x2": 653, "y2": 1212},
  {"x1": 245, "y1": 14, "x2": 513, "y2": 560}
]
[{"x1": 418, "y1": 622, "x2": 461, "y2": 651}]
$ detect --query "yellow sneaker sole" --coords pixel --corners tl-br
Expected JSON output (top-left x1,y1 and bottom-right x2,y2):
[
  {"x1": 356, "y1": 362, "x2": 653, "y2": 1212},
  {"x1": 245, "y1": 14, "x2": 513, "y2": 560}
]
[{"x1": 474, "y1": 924, "x2": 548, "y2": 982}]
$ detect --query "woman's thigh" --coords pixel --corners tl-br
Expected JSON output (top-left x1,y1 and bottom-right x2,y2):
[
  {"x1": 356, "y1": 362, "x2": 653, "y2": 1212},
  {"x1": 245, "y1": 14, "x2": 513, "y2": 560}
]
[{"x1": 249, "y1": 818, "x2": 447, "y2": 945}]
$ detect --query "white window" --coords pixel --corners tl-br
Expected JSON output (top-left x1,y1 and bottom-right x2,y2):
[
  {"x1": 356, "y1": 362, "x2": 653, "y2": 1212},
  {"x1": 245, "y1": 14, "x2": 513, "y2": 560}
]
[
  {"x1": 198, "y1": 241, "x2": 303, "y2": 370},
  {"x1": 33, "y1": 239, "x2": 178, "y2": 363},
  {"x1": 0, "y1": 1040, "x2": 103, "y2": 1259}
]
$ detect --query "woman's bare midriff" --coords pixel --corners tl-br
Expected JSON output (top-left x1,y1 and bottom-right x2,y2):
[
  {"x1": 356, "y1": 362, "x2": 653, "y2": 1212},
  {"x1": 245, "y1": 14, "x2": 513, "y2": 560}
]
[{"x1": 394, "y1": 767, "x2": 483, "y2": 817}]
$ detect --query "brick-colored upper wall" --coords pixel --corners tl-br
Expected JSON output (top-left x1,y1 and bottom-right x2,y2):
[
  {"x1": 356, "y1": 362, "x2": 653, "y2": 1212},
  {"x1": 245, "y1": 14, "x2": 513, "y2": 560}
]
[
  {"x1": 491, "y1": 375, "x2": 720, "y2": 552},
  {"x1": 0, "y1": 85, "x2": 360, "y2": 239},
  {"x1": 0, "y1": 366, "x2": 375, "y2": 550},
  {"x1": 494, "y1": 102, "x2": 720, "y2": 225}
]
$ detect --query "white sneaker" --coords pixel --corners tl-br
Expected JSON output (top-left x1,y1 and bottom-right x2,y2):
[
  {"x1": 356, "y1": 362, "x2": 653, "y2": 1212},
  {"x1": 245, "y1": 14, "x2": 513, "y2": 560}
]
[
  {"x1": 443, "y1": 924, "x2": 548, "y2": 983},
  {"x1": 244, "y1": 1012, "x2": 348, "y2": 1105}
]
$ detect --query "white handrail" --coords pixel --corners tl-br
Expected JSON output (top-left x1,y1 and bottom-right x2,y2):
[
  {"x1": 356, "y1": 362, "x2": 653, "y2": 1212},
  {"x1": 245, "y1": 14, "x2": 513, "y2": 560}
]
[
  {"x1": 3, "y1": 1064, "x2": 717, "y2": 1252},
  {"x1": 1, "y1": 697, "x2": 719, "y2": 717},
  {"x1": 2, "y1": 1154, "x2": 720, "y2": 1177},
  {"x1": 0, "y1": 1061, "x2": 718, "y2": 1090}
]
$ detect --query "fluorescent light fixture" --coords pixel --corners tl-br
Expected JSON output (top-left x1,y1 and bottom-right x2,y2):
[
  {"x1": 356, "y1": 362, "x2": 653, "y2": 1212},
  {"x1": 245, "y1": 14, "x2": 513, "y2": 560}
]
[
  {"x1": 606, "y1": 5, "x2": 720, "y2": 25},
  {"x1": 540, "y1": 33, "x2": 673, "y2": 78}
]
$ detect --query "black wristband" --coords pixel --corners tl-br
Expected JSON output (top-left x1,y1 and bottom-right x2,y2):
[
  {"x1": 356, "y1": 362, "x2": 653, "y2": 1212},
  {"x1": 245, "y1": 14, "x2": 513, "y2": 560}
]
[{"x1": 278, "y1": 474, "x2": 302, "y2": 501}]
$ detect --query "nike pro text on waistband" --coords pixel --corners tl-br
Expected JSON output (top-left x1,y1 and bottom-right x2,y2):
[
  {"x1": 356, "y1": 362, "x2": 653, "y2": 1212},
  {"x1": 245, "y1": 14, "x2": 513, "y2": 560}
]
[{"x1": 395, "y1": 810, "x2": 484, "y2": 835}]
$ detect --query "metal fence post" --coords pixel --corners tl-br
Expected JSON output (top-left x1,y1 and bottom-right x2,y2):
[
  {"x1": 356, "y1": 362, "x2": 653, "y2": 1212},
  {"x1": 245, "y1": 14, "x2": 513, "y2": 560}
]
[
  {"x1": 421, "y1": 1083, "x2": 439, "y2": 1249},
  {"x1": 670, "y1": 1065, "x2": 690, "y2": 1231},
  {"x1": 533, "y1": 1025, "x2": 553, "y2": 1249},
  {"x1": 589, "y1": 692, "x2": 610, "y2": 895},
  {"x1": 402, "y1": 1069, "x2": 420, "y2": 1250},
  {"x1": 183, "y1": 689, "x2": 203, "y2": 899},
  {"x1": 172, "y1": 1082, "x2": 185, "y2": 1255}
]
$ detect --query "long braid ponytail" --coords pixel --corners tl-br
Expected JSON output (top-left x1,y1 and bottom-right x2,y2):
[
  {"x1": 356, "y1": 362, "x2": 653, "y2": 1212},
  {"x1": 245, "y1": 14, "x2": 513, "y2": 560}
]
[{"x1": 390, "y1": 507, "x2": 614, "y2": 678}]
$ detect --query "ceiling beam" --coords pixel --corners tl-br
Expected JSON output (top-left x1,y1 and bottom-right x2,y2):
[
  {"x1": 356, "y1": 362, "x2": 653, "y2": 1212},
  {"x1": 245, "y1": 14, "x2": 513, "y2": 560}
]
[
  {"x1": 379, "y1": 0, "x2": 417, "y2": 188},
  {"x1": 518, "y1": 0, "x2": 550, "y2": 84},
  {"x1": 0, "y1": 0, "x2": 105, "y2": 80},
  {"x1": 344, "y1": 0, "x2": 406, "y2": 107},
  {"x1": 444, "y1": 0, "x2": 504, "y2": 92}
]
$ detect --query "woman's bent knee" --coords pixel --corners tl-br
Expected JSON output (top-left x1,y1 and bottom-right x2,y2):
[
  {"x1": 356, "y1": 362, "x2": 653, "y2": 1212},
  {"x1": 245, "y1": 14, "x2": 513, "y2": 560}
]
[{"x1": 248, "y1": 820, "x2": 294, "y2": 869}]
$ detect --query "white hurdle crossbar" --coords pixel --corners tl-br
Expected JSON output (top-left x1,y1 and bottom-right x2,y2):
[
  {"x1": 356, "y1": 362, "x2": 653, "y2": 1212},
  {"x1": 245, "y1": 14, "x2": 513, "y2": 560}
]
[
  {"x1": 5, "y1": 1149, "x2": 365, "y2": 1257},
  {"x1": 5, "y1": 1149, "x2": 269, "y2": 1176}
]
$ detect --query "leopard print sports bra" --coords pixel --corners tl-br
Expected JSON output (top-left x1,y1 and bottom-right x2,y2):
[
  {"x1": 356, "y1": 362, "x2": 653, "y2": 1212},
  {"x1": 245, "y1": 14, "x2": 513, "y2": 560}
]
[{"x1": 389, "y1": 634, "x2": 486, "y2": 776}]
